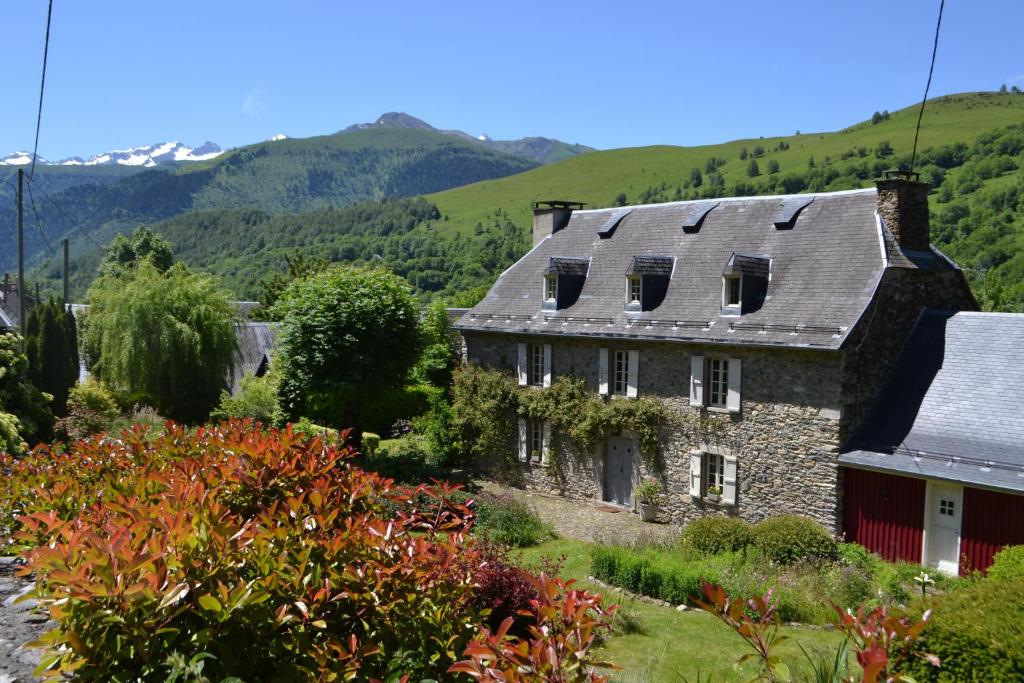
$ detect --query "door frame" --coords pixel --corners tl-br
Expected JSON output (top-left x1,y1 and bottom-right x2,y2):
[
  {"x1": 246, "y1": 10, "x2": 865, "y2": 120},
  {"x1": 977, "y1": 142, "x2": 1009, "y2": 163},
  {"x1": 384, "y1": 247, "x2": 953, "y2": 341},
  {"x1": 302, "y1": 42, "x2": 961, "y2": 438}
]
[{"x1": 922, "y1": 480, "x2": 963, "y2": 576}]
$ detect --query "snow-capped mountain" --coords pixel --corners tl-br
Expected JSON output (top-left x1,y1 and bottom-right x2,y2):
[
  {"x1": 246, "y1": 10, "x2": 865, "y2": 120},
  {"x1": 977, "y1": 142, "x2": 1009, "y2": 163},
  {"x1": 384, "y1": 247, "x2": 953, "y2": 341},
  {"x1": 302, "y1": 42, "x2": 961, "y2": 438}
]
[{"x1": 1, "y1": 141, "x2": 223, "y2": 167}]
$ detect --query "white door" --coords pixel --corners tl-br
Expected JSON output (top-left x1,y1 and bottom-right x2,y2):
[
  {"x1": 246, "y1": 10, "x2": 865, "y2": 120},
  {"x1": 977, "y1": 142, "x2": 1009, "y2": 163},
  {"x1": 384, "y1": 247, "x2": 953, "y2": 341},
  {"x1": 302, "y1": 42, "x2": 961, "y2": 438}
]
[{"x1": 926, "y1": 482, "x2": 963, "y2": 576}]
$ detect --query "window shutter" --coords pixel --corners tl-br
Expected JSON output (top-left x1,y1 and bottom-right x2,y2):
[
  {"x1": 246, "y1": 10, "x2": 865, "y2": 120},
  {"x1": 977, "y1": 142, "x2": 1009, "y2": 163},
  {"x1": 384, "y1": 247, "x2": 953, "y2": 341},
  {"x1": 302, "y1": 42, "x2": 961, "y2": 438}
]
[
  {"x1": 598, "y1": 348, "x2": 609, "y2": 395},
  {"x1": 689, "y1": 355, "x2": 705, "y2": 407},
  {"x1": 723, "y1": 454, "x2": 738, "y2": 505},
  {"x1": 518, "y1": 419, "x2": 528, "y2": 462},
  {"x1": 543, "y1": 344, "x2": 552, "y2": 388},
  {"x1": 689, "y1": 452, "x2": 703, "y2": 498},
  {"x1": 726, "y1": 358, "x2": 742, "y2": 413},
  {"x1": 541, "y1": 421, "x2": 551, "y2": 465},
  {"x1": 626, "y1": 349, "x2": 639, "y2": 397},
  {"x1": 517, "y1": 344, "x2": 528, "y2": 386}
]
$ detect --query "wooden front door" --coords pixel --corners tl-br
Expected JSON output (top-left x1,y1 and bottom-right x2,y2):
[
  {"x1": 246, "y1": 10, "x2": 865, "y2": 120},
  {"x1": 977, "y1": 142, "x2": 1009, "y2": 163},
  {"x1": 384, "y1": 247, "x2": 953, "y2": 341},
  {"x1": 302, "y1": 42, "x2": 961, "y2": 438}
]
[
  {"x1": 604, "y1": 437, "x2": 634, "y2": 507},
  {"x1": 926, "y1": 481, "x2": 963, "y2": 575}
]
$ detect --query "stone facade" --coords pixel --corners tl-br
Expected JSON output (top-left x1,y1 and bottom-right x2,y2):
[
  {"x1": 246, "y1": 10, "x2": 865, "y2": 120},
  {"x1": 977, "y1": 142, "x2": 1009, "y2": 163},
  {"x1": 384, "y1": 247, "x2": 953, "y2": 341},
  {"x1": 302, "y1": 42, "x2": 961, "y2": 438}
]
[{"x1": 464, "y1": 330, "x2": 847, "y2": 531}]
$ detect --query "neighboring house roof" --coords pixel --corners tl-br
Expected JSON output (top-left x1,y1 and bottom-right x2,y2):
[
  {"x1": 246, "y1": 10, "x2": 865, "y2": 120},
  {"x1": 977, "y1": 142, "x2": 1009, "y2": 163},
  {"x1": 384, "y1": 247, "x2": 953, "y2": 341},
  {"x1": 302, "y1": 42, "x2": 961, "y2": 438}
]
[
  {"x1": 233, "y1": 322, "x2": 279, "y2": 393},
  {"x1": 456, "y1": 189, "x2": 954, "y2": 350},
  {"x1": 840, "y1": 310, "x2": 1024, "y2": 493},
  {"x1": 0, "y1": 305, "x2": 14, "y2": 331}
]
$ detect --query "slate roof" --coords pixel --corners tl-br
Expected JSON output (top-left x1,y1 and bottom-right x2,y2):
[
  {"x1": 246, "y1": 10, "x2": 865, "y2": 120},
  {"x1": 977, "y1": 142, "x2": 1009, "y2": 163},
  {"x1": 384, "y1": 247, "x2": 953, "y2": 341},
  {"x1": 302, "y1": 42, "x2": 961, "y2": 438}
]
[
  {"x1": 0, "y1": 305, "x2": 13, "y2": 331},
  {"x1": 725, "y1": 253, "x2": 770, "y2": 278},
  {"x1": 457, "y1": 188, "x2": 951, "y2": 349},
  {"x1": 628, "y1": 256, "x2": 674, "y2": 276},
  {"x1": 841, "y1": 311, "x2": 1024, "y2": 493},
  {"x1": 546, "y1": 257, "x2": 591, "y2": 276},
  {"x1": 232, "y1": 322, "x2": 279, "y2": 393}
]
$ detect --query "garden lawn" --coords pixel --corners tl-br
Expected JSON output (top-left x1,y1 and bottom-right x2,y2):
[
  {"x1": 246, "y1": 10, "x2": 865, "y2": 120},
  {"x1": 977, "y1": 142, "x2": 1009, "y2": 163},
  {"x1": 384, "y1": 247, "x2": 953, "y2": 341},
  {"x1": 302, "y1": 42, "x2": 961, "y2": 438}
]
[{"x1": 514, "y1": 539, "x2": 847, "y2": 683}]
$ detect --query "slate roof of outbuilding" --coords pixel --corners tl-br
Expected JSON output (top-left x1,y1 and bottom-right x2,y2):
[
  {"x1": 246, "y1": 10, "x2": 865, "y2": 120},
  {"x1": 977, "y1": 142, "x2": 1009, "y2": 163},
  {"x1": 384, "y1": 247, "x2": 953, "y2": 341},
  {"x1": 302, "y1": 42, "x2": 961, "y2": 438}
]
[
  {"x1": 0, "y1": 305, "x2": 14, "y2": 331},
  {"x1": 231, "y1": 322, "x2": 279, "y2": 393},
  {"x1": 456, "y1": 188, "x2": 952, "y2": 349},
  {"x1": 840, "y1": 310, "x2": 1024, "y2": 493}
]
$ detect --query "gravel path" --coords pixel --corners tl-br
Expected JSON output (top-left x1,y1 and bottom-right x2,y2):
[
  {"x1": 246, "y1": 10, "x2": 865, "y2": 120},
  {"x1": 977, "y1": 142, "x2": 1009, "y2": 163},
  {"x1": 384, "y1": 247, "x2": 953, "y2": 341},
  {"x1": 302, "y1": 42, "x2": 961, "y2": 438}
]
[
  {"x1": 478, "y1": 480, "x2": 680, "y2": 546},
  {"x1": 0, "y1": 559, "x2": 49, "y2": 682}
]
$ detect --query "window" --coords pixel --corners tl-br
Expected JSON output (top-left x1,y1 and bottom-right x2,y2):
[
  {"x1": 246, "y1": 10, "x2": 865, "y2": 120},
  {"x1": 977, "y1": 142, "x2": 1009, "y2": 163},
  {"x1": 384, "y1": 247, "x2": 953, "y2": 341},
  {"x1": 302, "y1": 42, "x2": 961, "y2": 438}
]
[
  {"x1": 613, "y1": 350, "x2": 630, "y2": 395},
  {"x1": 708, "y1": 358, "x2": 729, "y2": 408},
  {"x1": 705, "y1": 453, "x2": 725, "y2": 494},
  {"x1": 530, "y1": 420, "x2": 544, "y2": 463},
  {"x1": 939, "y1": 498, "x2": 955, "y2": 517},
  {"x1": 628, "y1": 276, "x2": 642, "y2": 305},
  {"x1": 724, "y1": 275, "x2": 741, "y2": 307},
  {"x1": 545, "y1": 276, "x2": 558, "y2": 302},
  {"x1": 529, "y1": 344, "x2": 544, "y2": 386}
]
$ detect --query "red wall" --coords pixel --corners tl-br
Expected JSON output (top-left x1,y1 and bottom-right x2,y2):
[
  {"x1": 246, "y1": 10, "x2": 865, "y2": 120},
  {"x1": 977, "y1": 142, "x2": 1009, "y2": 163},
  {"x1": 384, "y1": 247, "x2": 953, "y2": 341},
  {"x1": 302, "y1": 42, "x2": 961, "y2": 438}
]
[
  {"x1": 842, "y1": 468, "x2": 925, "y2": 563},
  {"x1": 962, "y1": 486, "x2": 1024, "y2": 574}
]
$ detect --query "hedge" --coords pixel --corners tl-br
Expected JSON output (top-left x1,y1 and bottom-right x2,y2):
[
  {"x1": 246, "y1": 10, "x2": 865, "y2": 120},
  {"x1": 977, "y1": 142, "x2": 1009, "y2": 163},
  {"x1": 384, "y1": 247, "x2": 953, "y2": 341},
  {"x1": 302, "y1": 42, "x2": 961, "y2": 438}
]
[
  {"x1": 752, "y1": 514, "x2": 838, "y2": 564},
  {"x1": 681, "y1": 516, "x2": 753, "y2": 555},
  {"x1": 987, "y1": 544, "x2": 1024, "y2": 580}
]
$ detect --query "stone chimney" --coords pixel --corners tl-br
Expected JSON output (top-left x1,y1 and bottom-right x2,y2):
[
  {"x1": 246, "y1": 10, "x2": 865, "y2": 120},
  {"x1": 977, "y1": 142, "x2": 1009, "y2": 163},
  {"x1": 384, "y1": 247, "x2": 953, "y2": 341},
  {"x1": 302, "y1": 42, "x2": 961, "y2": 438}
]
[
  {"x1": 532, "y1": 201, "x2": 584, "y2": 246},
  {"x1": 875, "y1": 170, "x2": 931, "y2": 251}
]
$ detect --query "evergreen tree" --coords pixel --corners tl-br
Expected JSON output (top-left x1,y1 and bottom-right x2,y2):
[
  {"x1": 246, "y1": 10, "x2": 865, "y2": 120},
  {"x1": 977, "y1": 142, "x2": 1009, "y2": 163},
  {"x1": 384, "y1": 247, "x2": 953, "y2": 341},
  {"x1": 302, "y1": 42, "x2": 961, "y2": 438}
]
[
  {"x1": 25, "y1": 299, "x2": 78, "y2": 416},
  {"x1": 767, "y1": 159, "x2": 780, "y2": 174},
  {"x1": 689, "y1": 167, "x2": 703, "y2": 188},
  {"x1": 739, "y1": 147, "x2": 748, "y2": 160},
  {"x1": 63, "y1": 307, "x2": 80, "y2": 390},
  {"x1": 747, "y1": 159, "x2": 760, "y2": 177},
  {"x1": 999, "y1": 84, "x2": 1008, "y2": 93}
]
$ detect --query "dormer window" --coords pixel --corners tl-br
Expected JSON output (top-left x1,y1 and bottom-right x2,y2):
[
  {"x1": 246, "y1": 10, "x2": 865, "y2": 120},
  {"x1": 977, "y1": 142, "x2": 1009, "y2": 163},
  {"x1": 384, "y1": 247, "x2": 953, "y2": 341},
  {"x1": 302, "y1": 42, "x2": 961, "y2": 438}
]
[
  {"x1": 543, "y1": 257, "x2": 589, "y2": 311},
  {"x1": 545, "y1": 275, "x2": 558, "y2": 303},
  {"x1": 721, "y1": 253, "x2": 770, "y2": 316},
  {"x1": 625, "y1": 256, "x2": 673, "y2": 312}
]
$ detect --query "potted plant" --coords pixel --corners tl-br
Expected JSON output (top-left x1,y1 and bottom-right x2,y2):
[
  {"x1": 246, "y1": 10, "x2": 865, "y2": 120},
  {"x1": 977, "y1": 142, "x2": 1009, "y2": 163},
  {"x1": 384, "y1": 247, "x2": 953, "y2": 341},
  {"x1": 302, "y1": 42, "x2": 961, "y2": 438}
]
[
  {"x1": 706, "y1": 485, "x2": 722, "y2": 503},
  {"x1": 636, "y1": 479, "x2": 663, "y2": 522}
]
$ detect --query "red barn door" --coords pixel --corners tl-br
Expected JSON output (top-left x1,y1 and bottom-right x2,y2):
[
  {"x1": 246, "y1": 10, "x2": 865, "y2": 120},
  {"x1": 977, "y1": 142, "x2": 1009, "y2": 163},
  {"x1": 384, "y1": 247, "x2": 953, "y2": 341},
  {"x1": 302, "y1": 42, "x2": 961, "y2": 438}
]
[{"x1": 842, "y1": 468, "x2": 925, "y2": 563}]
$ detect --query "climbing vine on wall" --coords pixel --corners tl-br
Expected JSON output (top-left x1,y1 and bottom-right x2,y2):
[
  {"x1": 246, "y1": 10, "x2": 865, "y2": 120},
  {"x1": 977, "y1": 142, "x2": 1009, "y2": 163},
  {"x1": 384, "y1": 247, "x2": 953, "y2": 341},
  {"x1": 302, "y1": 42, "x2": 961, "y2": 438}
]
[{"x1": 450, "y1": 367, "x2": 676, "y2": 470}]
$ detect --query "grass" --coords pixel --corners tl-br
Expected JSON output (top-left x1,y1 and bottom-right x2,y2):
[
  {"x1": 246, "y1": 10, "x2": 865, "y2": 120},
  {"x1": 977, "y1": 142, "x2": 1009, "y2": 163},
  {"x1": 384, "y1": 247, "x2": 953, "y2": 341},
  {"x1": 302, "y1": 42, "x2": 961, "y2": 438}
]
[
  {"x1": 428, "y1": 92, "x2": 1024, "y2": 237},
  {"x1": 513, "y1": 539, "x2": 848, "y2": 682}
]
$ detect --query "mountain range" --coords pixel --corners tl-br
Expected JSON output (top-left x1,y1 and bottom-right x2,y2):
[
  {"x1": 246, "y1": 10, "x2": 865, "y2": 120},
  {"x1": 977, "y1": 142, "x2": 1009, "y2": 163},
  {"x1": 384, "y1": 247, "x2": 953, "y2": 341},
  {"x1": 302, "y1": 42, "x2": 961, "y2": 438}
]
[{"x1": 1, "y1": 141, "x2": 223, "y2": 168}]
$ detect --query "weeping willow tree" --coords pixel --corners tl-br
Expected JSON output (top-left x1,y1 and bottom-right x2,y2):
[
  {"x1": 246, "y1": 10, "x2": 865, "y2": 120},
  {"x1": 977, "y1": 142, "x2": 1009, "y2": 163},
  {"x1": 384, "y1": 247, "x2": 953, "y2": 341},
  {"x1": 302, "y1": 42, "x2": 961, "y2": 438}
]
[{"x1": 84, "y1": 262, "x2": 238, "y2": 423}]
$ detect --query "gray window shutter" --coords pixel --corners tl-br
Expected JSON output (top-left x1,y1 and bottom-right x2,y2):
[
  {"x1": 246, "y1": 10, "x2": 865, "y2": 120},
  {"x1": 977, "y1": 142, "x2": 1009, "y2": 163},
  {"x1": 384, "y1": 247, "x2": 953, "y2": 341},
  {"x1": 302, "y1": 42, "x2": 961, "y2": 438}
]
[
  {"x1": 690, "y1": 452, "x2": 703, "y2": 498},
  {"x1": 543, "y1": 344, "x2": 552, "y2": 388},
  {"x1": 541, "y1": 421, "x2": 552, "y2": 465},
  {"x1": 518, "y1": 419, "x2": 528, "y2": 462},
  {"x1": 517, "y1": 343, "x2": 528, "y2": 386},
  {"x1": 690, "y1": 355, "x2": 705, "y2": 407},
  {"x1": 723, "y1": 454, "x2": 737, "y2": 505},
  {"x1": 598, "y1": 348, "x2": 609, "y2": 395},
  {"x1": 726, "y1": 358, "x2": 742, "y2": 413},
  {"x1": 626, "y1": 349, "x2": 639, "y2": 397}
]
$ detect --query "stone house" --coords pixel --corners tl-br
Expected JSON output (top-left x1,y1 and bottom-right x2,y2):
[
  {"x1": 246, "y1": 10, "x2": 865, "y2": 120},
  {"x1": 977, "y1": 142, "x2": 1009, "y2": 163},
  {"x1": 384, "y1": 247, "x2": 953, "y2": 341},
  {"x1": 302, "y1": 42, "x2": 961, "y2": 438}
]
[
  {"x1": 454, "y1": 173, "x2": 977, "y2": 537},
  {"x1": 840, "y1": 310, "x2": 1024, "y2": 574}
]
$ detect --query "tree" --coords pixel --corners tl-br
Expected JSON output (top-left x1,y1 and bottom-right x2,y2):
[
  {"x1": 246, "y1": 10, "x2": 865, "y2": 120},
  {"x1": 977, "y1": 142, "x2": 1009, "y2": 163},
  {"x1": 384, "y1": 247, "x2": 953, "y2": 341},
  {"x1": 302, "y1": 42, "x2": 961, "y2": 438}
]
[
  {"x1": 752, "y1": 145, "x2": 765, "y2": 158},
  {"x1": 99, "y1": 227, "x2": 174, "y2": 277},
  {"x1": 689, "y1": 167, "x2": 703, "y2": 188},
  {"x1": 999, "y1": 84, "x2": 1008, "y2": 93},
  {"x1": 257, "y1": 250, "x2": 330, "y2": 318},
  {"x1": 766, "y1": 159, "x2": 780, "y2": 174},
  {"x1": 875, "y1": 140, "x2": 894, "y2": 158},
  {"x1": 613, "y1": 192, "x2": 628, "y2": 207},
  {"x1": 1013, "y1": 85, "x2": 1022, "y2": 94},
  {"x1": 739, "y1": 147, "x2": 748, "y2": 160},
  {"x1": 272, "y1": 266, "x2": 421, "y2": 431},
  {"x1": 84, "y1": 263, "x2": 238, "y2": 423},
  {"x1": 747, "y1": 159, "x2": 760, "y2": 177},
  {"x1": 871, "y1": 111, "x2": 884, "y2": 125},
  {"x1": 0, "y1": 333, "x2": 53, "y2": 453}
]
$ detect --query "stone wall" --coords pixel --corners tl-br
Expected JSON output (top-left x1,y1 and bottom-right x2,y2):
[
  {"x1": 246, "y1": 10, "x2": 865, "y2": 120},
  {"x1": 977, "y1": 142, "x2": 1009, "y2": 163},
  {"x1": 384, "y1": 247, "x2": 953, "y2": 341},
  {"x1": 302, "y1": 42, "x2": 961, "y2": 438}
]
[{"x1": 463, "y1": 330, "x2": 847, "y2": 531}]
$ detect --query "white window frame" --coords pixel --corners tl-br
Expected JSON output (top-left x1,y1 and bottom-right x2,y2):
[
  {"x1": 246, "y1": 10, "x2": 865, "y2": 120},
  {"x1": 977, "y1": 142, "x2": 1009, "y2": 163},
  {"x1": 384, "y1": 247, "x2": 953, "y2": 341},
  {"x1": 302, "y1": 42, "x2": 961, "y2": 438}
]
[
  {"x1": 613, "y1": 349, "x2": 629, "y2": 396},
  {"x1": 705, "y1": 452, "x2": 725, "y2": 494},
  {"x1": 529, "y1": 419, "x2": 544, "y2": 463},
  {"x1": 690, "y1": 448, "x2": 738, "y2": 505},
  {"x1": 544, "y1": 275, "x2": 558, "y2": 303},
  {"x1": 627, "y1": 275, "x2": 642, "y2": 305},
  {"x1": 723, "y1": 275, "x2": 741, "y2": 309},
  {"x1": 707, "y1": 357, "x2": 729, "y2": 408},
  {"x1": 528, "y1": 344, "x2": 544, "y2": 386}
]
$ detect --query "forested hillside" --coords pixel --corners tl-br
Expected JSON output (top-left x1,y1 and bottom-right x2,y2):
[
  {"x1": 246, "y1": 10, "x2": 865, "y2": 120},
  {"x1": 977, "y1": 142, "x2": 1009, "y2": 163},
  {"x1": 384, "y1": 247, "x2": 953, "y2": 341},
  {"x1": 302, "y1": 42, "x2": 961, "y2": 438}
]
[{"x1": 1, "y1": 128, "x2": 538, "y2": 274}]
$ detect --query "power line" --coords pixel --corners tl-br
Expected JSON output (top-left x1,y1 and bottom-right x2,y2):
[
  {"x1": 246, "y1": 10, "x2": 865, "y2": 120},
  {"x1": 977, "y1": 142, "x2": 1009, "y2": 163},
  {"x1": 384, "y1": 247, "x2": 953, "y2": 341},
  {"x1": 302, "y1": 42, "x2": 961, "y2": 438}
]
[
  {"x1": 910, "y1": 0, "x2": 945, "y2": 172},
  {"x1": 30, "y1": 0, "x2": 54, "y2": 179},
  {"x1": 24, "y1": 177, "x2": 107, "y2": 252}
]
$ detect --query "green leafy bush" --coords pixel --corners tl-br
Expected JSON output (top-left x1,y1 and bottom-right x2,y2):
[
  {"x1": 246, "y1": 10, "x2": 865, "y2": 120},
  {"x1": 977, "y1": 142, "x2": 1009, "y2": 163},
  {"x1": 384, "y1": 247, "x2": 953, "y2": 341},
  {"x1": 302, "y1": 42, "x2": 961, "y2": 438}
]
[
  {"x1": 987, "y1": 544, "x2": 1024, "y2": 580},
  {"x1": 210, "y1": 371, "x2": 281, "y2": 426},
  {"x1": 906, "y1": 577, "x2": 1024, "y2": 681},
  {"x1": 680, "y1": 516, "x2": 753, "y2": 555},
  {"x1": 55, "y1": 381, "x2": 120, "y2": 441},
  {"x1": 752, "y1": 514, "x2": 838, "y2": 565},
  {"x1": 475, "y1": 493, "x2": 552, "y2": 547}
]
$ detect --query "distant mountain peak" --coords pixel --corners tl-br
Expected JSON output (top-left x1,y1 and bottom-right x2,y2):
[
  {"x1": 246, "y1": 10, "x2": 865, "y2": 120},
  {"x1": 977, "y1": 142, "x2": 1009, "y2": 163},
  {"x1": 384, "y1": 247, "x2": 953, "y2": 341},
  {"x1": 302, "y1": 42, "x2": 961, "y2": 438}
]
[{"x1": 0, "y1": 141, "x2": 223, "y2": 167}]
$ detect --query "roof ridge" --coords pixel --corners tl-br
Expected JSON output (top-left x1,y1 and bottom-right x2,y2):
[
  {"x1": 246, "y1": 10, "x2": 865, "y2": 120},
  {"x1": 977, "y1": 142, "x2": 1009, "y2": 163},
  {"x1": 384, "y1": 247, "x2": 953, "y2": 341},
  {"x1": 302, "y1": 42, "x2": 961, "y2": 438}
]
[{"x1": 572, "y1": 187, "x2": 876, "y2": 215}]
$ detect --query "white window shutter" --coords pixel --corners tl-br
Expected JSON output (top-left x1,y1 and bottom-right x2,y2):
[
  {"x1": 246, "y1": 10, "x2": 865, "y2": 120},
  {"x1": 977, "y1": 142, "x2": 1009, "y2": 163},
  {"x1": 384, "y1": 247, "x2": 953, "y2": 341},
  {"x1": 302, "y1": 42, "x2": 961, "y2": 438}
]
[
  {"x1": 543, "y1": 344, "x2": 552, "y2": 388},
  {"x1": 541, "y1": 421, "x2": 551, "y2": 465},
  {"x1": 689, "y1": 355, "x2": 705, "y2": 407},
  {"x1": 723, "y1": 455, "x2": 737, "y2": 505},
  {"x1": 626, "y1": 349, "x2": 639, "y2": 398},
  {"x1": 689, "y1": 452, "x2": 703, "y2": 498},
  {"x1": 598, "y1": 348, "x2": 609, "y2": 395},
  {"x1": 518, "y1": 419, "x2": 528, "y2": 462},
  {"x1": 517, "y1": 343, "x2": 528, "y2": 386},
  {"x1": 726, "y1": 358, "x2": 742, "y2": 413}
]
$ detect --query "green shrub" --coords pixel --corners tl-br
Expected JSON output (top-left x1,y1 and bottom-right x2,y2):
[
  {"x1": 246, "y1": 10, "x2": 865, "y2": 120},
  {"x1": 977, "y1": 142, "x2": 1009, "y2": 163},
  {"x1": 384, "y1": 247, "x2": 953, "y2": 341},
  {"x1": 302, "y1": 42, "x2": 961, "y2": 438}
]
[
  {"x1": 359, "y1": 384, "x2": 438, "y2": 436},
  {"x1": 752, "y1": 515, "x2": 838, "y2": 565},
  {"x1": 906, "y1": 577, "x2": 1024, "y2": 681},
  {"x1": 988, "y1": 544, "x2": 1024, "y2": 580},
  {"x1": 55, "y1": 381, "x2": 121, "y2": 442},
  {"x1": 475, "y1": 493, "x2": 552, "y2": 547},
  {"x1": 681, "y1": 516, "x2": 753, "y2": 555},
  {"x1": 361, "y1": 431, "x2": 381, "y2": 457},
  {"x1": 210, "y1": 371, "x2": 281, "y2": 426}
]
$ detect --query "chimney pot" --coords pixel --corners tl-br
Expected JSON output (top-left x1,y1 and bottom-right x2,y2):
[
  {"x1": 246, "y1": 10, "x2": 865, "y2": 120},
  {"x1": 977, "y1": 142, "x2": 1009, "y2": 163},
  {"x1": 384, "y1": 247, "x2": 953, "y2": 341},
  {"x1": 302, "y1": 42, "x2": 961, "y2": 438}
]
[{"x1": 875, "y1": 171, "x2": 931, "y2": 251}]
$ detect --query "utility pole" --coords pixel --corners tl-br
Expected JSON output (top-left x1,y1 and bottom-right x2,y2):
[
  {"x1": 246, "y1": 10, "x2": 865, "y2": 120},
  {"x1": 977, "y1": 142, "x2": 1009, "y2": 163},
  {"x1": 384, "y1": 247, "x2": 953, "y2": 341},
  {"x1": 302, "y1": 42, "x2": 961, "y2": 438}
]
[
  {"x1": 62, "y1": 238, "x2": 69, "y2": 305},
  {"x1": 17, "y1": 169, "x2": 25, "y2": 340}
]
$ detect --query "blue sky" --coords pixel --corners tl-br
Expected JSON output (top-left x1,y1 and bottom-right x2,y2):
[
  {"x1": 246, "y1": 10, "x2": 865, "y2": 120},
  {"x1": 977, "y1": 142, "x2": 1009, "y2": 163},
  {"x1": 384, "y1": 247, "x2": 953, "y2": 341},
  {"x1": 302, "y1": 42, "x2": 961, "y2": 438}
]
[{"x1": 3, "y1": 0, "x2": 1022, "y2": 158}]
